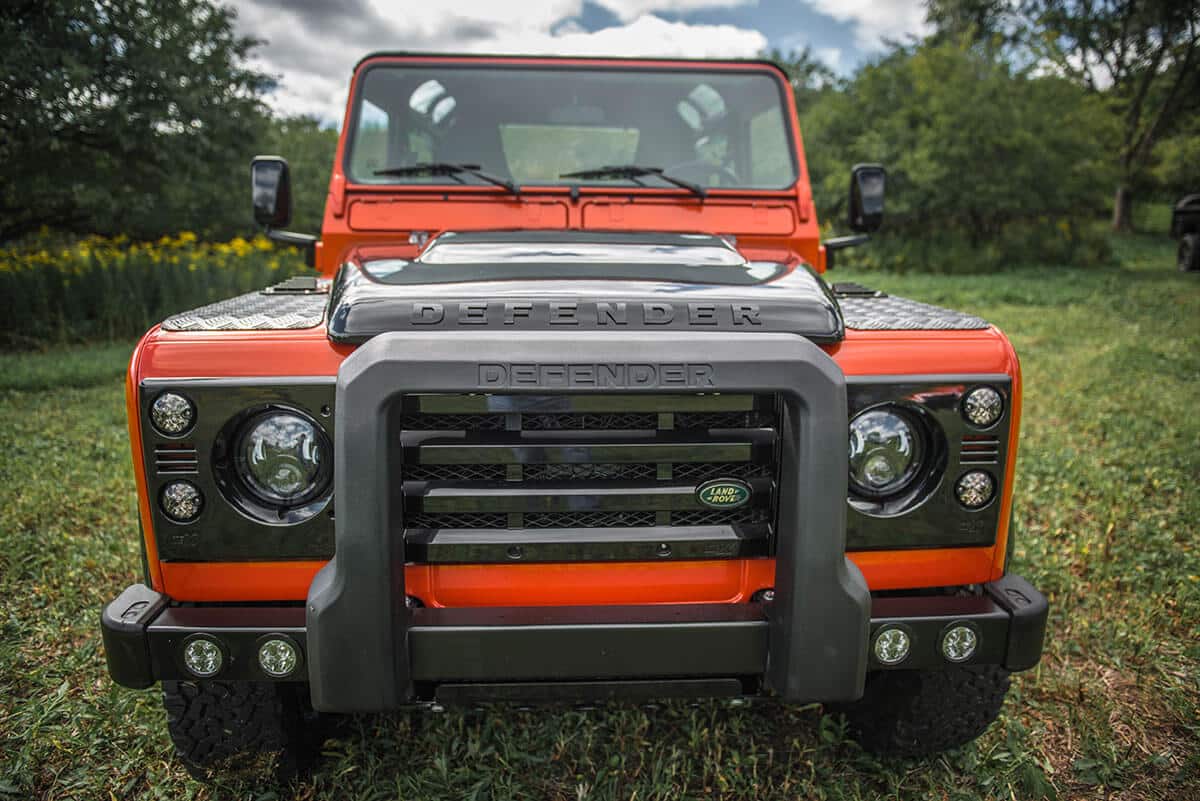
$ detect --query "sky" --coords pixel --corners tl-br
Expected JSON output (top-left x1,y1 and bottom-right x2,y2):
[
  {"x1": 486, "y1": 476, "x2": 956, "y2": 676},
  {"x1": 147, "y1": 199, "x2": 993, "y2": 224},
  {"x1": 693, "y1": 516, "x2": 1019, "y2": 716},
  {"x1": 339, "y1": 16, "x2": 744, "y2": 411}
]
[{"x1": 226, "y1": 0, "x2": 930, "y2": 124}]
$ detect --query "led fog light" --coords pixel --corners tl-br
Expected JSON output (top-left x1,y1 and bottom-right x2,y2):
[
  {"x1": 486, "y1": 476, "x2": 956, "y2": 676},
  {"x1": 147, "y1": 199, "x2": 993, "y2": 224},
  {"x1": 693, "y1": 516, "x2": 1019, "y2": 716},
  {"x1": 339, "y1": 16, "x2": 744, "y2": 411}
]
[
  {"x1": 955, "y1": 471, "x2": 995, "y2": 509},
  {"x1": 257, "y1": 637, "x2": 300, "y2": 678},
  {"x1": 941, "y1": 624, "x2": 979, "y2": 663},
  {"x1": 160, "y1": 480, "x2": 203, "y2": 522},
  {"x1": 182, "y1": 635, "x2": 223, "y2": 677},
  {"x1": 962, "y1": 386, "x2": 1003, "y2": 428},
  {"x1": 150, "y1": 392, "x2": 195, "y2": 436},
  {"x1": 872, "y1": 626, "x2": 911, "y2": 665}
]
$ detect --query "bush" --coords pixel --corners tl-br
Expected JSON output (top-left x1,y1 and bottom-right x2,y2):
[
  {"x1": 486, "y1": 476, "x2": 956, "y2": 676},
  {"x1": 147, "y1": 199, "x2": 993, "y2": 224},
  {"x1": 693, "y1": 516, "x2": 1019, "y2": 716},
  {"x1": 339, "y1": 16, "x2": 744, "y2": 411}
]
[{"x1": 0, "y1": 232, "x2": 312, "y2": 348}]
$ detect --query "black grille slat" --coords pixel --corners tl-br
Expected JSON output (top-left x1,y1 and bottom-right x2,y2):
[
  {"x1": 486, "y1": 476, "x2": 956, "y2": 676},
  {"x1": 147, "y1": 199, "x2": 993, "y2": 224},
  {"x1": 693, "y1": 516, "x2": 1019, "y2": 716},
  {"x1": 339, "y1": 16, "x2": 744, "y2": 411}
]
[
  {"x1": 960, "y1": 436, "x2": 1001, "y2": 465},
  {"x1": 670, "y1": 509, "x2": 768, "y2": 527},
  {"x1": 154, "y1": 445, "x2": 198, "y2": 476},
  {"x1": 406, "y1": 463, "x2": 508, "y2": 482},
  {"x1": 671, "y1": 462, "x2": 771, "y2": 482}
]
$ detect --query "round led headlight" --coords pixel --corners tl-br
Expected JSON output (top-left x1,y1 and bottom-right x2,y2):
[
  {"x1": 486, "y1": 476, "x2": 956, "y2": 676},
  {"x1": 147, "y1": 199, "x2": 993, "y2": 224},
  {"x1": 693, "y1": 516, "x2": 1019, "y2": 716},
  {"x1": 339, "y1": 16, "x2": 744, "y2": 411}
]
[
  {"x1": 962, "y1": 386, "x2": 1004, "y2": 428},
  {"x1": 849, "y1": 408, "x2": 923, "y2": 497},
  {"x1": 150, "y1": 392, "x2": 195, "y2": 436},
  {"x1": 941, "y1": 624, "x2": 979, "y2": 663},
  {"x1": 955, "y1": 470, "x2": 995, "y2": 509},
  {"x1": 160, "y1": 480, "x2": 203, "y2": 522},
  {"x1": 234, "y1": 410, "x2": 330, "y2": 507}
]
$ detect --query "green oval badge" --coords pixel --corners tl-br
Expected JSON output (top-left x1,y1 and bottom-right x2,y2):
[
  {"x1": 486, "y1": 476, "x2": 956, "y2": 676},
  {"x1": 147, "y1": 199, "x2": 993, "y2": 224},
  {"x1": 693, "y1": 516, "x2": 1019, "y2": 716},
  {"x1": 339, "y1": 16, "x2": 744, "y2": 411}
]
[{"x1": 696, "y1": 479, "x2": 751, "y2": 510}]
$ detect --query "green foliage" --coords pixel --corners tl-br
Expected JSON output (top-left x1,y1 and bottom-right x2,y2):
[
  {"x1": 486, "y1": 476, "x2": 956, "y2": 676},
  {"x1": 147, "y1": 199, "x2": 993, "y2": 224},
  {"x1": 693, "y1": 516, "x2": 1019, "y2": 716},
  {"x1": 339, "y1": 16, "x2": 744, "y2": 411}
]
[
  {"x1": 0, "y1": 237, "x2": 1196, "y2": 798},
  {"x1": 262, "y1": 116, "x2": 340, "y2": 234},
  {"x1": 1151, "y1": 131, "x2": 1200, "y2": 202},
  {"x1": 0, "y1": 233, "x2": 311, "y2": 348},
  {"x1": 0, "y1": 0, "x2": 272, "y2": 242},
  {"x1": 804, "y1": 38, "x2": 1117, "y2": 270}
]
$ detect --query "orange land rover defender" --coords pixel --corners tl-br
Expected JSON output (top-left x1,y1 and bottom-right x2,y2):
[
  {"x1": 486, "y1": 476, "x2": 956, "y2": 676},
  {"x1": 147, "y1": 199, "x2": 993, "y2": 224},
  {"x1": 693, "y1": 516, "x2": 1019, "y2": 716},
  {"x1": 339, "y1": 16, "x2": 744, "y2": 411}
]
[{"x1": 101, "y1": 54, "x2": 1047, "y2": 773}]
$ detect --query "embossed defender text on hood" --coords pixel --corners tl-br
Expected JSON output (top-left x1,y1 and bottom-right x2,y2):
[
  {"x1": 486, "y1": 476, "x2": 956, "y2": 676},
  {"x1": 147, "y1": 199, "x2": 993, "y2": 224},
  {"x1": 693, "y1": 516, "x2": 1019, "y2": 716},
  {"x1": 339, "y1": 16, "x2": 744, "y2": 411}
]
[{"x1": 326, "y1": 230, "x2": 844, "y2": 344}]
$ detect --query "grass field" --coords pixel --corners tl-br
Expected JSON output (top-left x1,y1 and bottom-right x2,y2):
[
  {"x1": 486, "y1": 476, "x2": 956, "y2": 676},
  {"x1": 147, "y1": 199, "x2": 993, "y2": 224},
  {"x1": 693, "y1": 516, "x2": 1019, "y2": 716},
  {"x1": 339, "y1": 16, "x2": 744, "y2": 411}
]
[{"x1": 0, "y1": 235, "x2": 1197, "y2": 800}]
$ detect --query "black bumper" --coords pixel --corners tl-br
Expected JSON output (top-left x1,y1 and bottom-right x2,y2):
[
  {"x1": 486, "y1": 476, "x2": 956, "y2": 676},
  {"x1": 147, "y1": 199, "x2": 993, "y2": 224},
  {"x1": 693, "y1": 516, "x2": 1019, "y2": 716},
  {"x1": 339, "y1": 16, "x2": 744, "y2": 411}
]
[{"x1": 101, "y1": 573, "x2": 1048, "y2": 700}]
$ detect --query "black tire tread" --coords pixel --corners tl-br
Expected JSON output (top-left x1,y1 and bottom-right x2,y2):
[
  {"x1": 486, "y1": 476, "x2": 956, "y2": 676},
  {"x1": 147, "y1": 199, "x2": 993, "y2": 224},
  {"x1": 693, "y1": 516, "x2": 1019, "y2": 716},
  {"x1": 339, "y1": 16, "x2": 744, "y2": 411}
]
[
  {"x1": 1180, "y1": 234, "x2": 1199, "y2": 272},
  {"x1": 833, "y1": 665, "x2": 1011, "y2": 758},
  {"x1": 162, "y1": 680, "x2": 292, "y2": 772}
]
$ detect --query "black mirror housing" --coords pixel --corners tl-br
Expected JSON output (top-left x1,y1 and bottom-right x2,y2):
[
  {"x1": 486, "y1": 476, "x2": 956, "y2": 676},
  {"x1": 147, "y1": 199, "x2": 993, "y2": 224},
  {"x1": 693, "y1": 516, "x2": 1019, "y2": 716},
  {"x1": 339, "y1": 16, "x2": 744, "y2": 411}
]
[
  {"x1": 848, "y1": 164, "x2": 886, "y2": 233},
  {"x1": 252, "y1": 156, "x2": 292, "y2": 228}
]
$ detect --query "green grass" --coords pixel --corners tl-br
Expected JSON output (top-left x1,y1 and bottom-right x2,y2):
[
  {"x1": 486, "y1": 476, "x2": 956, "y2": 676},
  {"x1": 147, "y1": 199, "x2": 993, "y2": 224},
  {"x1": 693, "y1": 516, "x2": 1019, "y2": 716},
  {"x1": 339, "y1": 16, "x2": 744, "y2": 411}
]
[{"x1": 1, "y1": 235, "x2": 1197, "y2": 799}]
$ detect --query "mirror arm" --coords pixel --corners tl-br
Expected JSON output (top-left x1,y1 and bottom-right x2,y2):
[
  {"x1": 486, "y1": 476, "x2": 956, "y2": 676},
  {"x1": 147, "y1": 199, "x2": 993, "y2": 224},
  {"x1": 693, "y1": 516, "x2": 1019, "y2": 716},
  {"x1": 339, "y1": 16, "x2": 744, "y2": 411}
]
[
  {"x1": 266, "y1": 227, "x2": 318, "y2": 268},
  {"x1": 823, "y1": 234, "x2": 871, "y2": 270}
]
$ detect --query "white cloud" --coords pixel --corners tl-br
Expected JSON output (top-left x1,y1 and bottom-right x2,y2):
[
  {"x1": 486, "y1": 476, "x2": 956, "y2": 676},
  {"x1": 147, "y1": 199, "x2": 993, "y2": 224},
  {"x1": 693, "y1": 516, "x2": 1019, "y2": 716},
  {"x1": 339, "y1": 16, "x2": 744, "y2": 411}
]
[
  {"x1": 803, "y1": 0, "x2": 929, "y2": 51},
  {"x1": 228, "y1": 1, "x2": 767, "y2": 122},
  {"x1": 594, "y1": 0, "x2": 758, "y2": 22},
  {"x1": 815, "y1": 46, "x2": 841, "y2": 71}
]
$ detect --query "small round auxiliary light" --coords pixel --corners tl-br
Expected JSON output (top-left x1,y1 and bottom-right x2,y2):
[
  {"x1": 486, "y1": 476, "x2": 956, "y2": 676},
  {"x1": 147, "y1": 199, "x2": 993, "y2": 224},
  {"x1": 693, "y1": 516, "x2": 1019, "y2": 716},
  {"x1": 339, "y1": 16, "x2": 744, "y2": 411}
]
[
  {"x1": 752, "y1": 588, "x2": 776, "y2": 604},
  {"x1": 150, "y1": 392, "x2": 195, "y2": 436},
  {"x1": 182, "y1": 635, "x2": 223, "y2": 678},
  {"x1": 872, "y1": 626, "x2": 911, "y2": 666},
  {"x1": 160, "y1": 480, "x2": 203, "y2": 522},
  {"x1": 257, "y1": 637, "x2": 300, "y2": 678},
  {"x1": 955, "y1": 471, "x2": 996, "y2": 510},
  {"x1": 941, "y1": 624, "x2": 979, "y2": 663},
  {"x1": 962, "y1": 386, "x2": 1003, "y2": 428}
]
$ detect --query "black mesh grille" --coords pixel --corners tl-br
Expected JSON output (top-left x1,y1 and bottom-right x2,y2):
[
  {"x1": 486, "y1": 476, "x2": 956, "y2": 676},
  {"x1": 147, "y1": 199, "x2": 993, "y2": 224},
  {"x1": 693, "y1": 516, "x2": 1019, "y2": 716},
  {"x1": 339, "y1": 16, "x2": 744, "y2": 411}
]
[
  {"x1": 524, "y1": 463, "x2": 658, "y2": 481},
  {"x1": 400, "y1": 413, "x2": 506, "y2": 431},
  {"x1": 674, "y1": 411, "x2": 757, "y2": 429},
  {"x1": 399, "y1": 394, "x2": 780, "y2": 547},
  {"x1": 525, "y1": 511, "x2": 657, "y2": 528},
  {"x1": 671, "y1": 462, "x2": 771, "y2": 482},
  {"x1": 521, "y1": 412, "x2": 658, "y2": 431},
  {"x1": 406, "y1": 463, "x2": 508, "y2": 482},
  {"x1": 407, "y1": 512, "x2": 507, "y2": 529},
  {"x1": 670, "y1": 509, "x2": 768, "y2": 527}
]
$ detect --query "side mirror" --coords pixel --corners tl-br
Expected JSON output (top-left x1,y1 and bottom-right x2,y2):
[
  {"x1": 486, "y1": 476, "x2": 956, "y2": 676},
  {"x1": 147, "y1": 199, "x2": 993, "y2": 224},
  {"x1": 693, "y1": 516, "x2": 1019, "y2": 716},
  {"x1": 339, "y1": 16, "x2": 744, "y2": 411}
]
[
  {"x1": 252, "y1": 156, "x2": 292, "y2": 228},
  {"x1": 848, "y1": 164, "x2": 886, "y2": 233}
]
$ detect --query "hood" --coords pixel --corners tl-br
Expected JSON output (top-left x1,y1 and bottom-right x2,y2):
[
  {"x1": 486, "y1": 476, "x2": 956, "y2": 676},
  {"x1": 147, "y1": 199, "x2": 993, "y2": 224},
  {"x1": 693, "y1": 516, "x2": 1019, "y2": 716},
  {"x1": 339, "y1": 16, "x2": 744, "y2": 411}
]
[{"x1": 326, "y1": 231, "x2": 844, "y2": 343}]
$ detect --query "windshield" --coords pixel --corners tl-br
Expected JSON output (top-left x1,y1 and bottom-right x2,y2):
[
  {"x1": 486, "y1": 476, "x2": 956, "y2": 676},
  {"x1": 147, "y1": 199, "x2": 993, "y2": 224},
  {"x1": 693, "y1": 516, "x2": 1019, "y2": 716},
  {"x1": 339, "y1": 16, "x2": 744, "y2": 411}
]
[{"x1": 346, "y1": 64, "x2": 798, "y2": 191}]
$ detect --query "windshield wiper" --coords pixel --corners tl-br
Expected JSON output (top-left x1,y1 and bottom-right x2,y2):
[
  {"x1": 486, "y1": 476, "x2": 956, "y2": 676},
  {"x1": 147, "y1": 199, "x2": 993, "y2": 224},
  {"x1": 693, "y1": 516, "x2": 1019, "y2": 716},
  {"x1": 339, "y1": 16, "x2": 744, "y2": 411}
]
[
  {"x1": 373, "y1": 162, "x2": 520, "y2": 194},
  {"x1": 559, "y1": 165, "x2": 705, "y2": 199}
]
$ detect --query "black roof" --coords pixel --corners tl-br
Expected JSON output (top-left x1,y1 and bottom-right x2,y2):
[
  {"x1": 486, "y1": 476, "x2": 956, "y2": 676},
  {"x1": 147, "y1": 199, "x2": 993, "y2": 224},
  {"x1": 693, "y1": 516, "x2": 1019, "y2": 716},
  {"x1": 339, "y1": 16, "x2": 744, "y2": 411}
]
[{"x1": 353, "y1": 51, "x2": 787, "y2": 76}]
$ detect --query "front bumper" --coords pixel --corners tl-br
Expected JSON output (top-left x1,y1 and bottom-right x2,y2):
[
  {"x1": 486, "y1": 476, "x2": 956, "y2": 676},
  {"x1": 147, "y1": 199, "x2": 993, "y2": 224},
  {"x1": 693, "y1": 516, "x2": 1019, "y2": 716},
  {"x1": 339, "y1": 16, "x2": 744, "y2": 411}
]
[{"x1": 101, "y1": 573, "x2": 1048, "y2": 703}]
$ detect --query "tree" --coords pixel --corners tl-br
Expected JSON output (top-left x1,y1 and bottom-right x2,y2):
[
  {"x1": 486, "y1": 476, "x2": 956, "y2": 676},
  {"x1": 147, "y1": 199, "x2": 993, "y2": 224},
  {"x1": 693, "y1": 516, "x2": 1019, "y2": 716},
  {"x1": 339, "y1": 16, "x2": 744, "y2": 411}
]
[
  {"x1": 1029, "y1": 0, "x2": 1200, "y2": 231},
  {"x1": 927, "y1": 0, "x2": 1200, "y2": 231},
  {"x1": 0, "y1": 0, "x2": 272, "y2": 241},
  {"x1": 763, "y1": 47, "x2": 841, "y2": 114},
  {"x1": 262, "y1": 116, "x2": 339, "y2": 234},
  {"x1": 802, "y1": 37, "x2": 1115, "y2": 266}
]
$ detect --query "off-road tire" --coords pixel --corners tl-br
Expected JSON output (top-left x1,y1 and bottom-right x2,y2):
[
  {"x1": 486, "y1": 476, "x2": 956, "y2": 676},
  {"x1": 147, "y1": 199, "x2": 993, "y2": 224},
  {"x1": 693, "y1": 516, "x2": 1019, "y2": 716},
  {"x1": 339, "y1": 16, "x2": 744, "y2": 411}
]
[
  {"x1": 1180, "y1": 233, "x2": 1200, "y2": 272},
  {"x1": 833, "y1": 665, "x2": 1011, "y2": 758},
  {"x1": 162, "y1": 680, "x2": 322, "y2": 778}
]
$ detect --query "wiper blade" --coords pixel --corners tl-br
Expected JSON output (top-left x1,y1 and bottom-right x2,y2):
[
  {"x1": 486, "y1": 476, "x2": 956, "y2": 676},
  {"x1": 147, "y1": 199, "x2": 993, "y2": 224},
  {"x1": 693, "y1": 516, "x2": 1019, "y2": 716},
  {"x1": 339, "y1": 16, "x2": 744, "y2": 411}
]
[
  {"x1": 560, "y1": 165, "x2": 705, "y2": 199},
  {"x1": 373, "y1": 162, "x2": 520, "y2": 194}
]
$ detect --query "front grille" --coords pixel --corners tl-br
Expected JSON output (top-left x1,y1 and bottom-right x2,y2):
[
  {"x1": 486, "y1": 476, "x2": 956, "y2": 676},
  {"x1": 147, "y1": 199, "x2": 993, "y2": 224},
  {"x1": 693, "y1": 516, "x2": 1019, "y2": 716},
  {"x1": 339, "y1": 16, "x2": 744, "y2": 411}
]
[
  {"x1": 397, "y1": 393, "x2": 781, "y2": 563},
  {"x1": 960, "y1": 435, "x2": 1001, "y2": 465}
]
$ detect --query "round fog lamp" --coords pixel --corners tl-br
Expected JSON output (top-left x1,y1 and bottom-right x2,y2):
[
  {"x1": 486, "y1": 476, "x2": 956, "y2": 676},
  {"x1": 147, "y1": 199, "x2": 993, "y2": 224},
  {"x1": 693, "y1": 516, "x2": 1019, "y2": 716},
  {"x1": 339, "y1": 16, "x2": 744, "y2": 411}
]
[
  {"x1": 872, "y1": 626, "x2": 911, "y2": 665},
  {"x1": 963, "y1": 386, "x2": 1003, "y2": 428},
  {"x1": 150, "y1": 392, "x2": 195, "y2": 436},
  {"x1": 160, "y1": 480, "x2": 203, "y2": 522},
  {"x1": 941, "y1": 624, "x2": 979, "y2": 663},
  {"x1": 955, "y1": 471, "x2": 995, "y2": 509},
  {"x1": 182, "y1": 635, "x2": 223, "y2": 677},
  {"x1": 257, "y1": 637, "x2": 300, "y2": 678}
]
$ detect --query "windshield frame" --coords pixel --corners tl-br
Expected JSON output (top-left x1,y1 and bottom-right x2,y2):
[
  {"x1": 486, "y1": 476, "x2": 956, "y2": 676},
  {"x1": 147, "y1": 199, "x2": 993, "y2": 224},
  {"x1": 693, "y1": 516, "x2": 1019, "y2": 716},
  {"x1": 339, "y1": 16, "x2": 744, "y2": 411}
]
[{"x1": 341, "y1": 57, "x2": 802, "y2": 195}]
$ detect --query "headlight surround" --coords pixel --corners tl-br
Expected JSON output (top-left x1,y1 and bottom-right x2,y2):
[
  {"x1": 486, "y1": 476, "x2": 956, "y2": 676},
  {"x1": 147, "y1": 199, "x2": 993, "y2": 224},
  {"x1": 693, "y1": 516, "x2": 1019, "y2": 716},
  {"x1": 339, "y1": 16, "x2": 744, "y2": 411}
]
[{"x1": 848, "y1": 407, "x2": 925, "y2": 498}]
